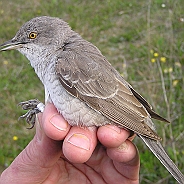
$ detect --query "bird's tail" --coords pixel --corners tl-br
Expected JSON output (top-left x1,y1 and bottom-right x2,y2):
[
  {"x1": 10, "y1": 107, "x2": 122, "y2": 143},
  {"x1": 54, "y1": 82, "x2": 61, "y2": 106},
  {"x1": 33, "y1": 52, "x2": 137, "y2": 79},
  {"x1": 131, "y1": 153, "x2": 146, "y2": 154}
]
[{"x1": 139, "y1": 135, "x2": 184, "y2": 184}]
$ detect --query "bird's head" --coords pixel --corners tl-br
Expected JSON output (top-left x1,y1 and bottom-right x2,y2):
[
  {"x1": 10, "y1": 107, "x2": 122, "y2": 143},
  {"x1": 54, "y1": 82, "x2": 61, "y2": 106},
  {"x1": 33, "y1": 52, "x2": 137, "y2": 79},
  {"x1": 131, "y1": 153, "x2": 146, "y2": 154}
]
[{"x1": 0, "y1": 16, "x2": 74, "y2": 61}]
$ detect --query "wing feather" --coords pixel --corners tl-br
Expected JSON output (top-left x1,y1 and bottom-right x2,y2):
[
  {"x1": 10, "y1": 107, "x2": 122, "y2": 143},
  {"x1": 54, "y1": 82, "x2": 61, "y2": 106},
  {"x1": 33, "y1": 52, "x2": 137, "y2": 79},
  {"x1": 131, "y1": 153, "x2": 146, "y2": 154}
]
[{"x1": 56, "y1": 37, "x2": 164, "y2": 140}]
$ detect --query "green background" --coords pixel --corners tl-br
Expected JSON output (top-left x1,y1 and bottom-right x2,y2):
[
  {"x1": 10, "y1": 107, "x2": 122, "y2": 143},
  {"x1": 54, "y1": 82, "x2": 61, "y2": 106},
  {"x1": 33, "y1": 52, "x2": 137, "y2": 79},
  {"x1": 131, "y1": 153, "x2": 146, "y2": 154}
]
[{"x1": 0, "y1": 0, "x2": 184, "y2": 183}]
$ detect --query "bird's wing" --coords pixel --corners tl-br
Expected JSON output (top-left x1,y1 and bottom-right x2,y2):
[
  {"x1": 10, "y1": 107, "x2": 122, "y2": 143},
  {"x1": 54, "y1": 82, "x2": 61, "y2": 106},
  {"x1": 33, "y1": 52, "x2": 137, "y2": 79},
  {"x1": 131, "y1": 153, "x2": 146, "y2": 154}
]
[{"x1": 56, "y1": 39, "x2": 162, "y2": 140}]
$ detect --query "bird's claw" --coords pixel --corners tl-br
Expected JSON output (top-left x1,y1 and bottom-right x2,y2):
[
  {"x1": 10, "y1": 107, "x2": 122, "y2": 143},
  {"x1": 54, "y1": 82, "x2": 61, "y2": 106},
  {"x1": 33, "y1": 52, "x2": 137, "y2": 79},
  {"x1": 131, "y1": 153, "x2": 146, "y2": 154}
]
[
  {"x1": 18, "y1": 99, "x2": 41, "y2": 110},
  {"x1": 18, "y1": 99, "x2": 45, "y2": 128}
]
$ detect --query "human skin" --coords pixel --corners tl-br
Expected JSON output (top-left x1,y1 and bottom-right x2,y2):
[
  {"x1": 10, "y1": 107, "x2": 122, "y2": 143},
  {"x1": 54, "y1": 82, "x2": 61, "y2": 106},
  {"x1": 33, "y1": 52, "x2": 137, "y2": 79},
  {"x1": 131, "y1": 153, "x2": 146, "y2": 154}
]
[{"x1": 0, "y1": 103, "x2": 140, "y2": 184}]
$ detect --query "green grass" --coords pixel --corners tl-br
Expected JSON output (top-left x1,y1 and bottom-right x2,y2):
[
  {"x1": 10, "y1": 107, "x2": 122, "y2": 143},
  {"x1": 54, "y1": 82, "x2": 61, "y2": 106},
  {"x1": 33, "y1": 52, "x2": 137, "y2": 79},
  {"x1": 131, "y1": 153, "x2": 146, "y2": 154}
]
[{"x1": 0, "y1": 0, "x2": 184, "y2": 183}]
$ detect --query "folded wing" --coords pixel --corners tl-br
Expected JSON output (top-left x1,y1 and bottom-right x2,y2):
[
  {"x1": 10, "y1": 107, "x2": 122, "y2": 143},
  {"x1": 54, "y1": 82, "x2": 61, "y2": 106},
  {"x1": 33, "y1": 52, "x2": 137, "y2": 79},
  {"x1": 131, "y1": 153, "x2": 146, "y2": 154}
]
[{"x1": 56, "y1": 37, "x2": 165, "y2": 141}]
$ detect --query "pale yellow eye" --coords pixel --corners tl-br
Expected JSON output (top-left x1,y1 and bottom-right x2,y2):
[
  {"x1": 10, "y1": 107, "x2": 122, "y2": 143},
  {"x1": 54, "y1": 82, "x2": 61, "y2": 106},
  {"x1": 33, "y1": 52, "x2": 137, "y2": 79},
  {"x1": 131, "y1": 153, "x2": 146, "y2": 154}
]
[{"x1": 29, "y1": 32, "x2": 37, "y2": 39}]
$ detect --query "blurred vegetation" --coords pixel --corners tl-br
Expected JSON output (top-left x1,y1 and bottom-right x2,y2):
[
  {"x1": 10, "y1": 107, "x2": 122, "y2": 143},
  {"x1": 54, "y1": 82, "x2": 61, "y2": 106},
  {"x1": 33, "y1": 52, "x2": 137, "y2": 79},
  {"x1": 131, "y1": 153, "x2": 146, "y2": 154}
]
[{"x1": 0, "y1": 0, "x2": 184, "y2": 183}]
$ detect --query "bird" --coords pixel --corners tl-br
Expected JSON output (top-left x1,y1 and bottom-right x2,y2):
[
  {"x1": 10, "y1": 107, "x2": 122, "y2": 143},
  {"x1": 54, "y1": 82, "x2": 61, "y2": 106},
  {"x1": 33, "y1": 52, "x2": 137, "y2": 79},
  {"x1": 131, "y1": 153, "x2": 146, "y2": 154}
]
[{"x1": 0, "y1": 16, "x2": 183, "y2": 183}]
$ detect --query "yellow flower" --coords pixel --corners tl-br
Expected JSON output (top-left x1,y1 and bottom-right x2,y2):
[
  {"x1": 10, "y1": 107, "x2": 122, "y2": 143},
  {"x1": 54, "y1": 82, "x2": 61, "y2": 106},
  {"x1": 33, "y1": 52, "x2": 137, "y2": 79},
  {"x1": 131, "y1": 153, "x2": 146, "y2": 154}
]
[
  {"x1": 160, "y1": 57, "x2": 166, "y2": 63},
  {"x1": 164, "y1": 67, "x2": 172, "y2": 73},
  {"x1": 154, "y1": 53, "x2": 159, "y2": 57},
  {"x1": 3, "y1": 60, "x2": 8, "y2": 65},
  {"x1": 173, "y1": 80, "x2": 179, "y2": 86},
  {"x1": 37, "y1": 10, "x2": 41, "y2": 14},
  {"x1": 151, "y1": 58, "x2": 156, "y2": 63},
  {"x1": 168, "y1": 67, "x2": 173, "y2": 73},
  {"x1": 13, "y1": 136, "x2": 18, "y2": 141}
]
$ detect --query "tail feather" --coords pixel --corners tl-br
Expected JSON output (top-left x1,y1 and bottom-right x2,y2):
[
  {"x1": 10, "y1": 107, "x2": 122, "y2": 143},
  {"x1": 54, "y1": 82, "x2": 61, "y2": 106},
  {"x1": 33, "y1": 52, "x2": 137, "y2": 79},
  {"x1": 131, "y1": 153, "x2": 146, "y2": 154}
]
[{"x1": 139, "y1": 135, "x2": 184, "y2": 184}]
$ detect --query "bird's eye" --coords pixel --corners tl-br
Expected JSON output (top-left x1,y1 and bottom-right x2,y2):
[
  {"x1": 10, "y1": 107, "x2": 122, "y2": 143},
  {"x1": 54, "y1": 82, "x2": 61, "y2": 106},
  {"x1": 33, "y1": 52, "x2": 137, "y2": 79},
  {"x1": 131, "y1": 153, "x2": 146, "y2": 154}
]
[{"x1": 29, "y1": 32, "x2": 37, "y2": 39}]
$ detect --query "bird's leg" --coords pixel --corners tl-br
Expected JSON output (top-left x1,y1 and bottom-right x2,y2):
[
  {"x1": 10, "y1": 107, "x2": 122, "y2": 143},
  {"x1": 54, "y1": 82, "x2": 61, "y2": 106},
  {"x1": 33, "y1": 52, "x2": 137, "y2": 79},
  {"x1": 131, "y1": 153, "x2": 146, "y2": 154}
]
[{"x1": 18, "y1": 99, "x2": 45, "y2": 129}]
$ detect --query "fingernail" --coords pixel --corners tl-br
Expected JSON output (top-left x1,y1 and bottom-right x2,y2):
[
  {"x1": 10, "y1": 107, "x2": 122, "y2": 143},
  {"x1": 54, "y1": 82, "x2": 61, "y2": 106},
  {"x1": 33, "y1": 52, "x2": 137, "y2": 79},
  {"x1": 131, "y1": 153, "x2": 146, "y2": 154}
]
[
  {"x1": 118, "y1": 142, "x2": 128, "y2": 151},
  {"x1": 105, "y1": 125, "x2": 121, "y2": 134},
  {"x1": 67, "y1": 133, "x2": 90, "y2": 150},
  {"x1": 50, "y1": 114, "x2": 68, "y2": 131}
]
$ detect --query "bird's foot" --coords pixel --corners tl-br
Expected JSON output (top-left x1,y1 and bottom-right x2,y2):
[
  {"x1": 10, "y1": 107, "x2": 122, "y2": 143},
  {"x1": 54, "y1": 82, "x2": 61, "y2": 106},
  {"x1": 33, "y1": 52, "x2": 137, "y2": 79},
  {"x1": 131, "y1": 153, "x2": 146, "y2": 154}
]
[{"x1": 18, "y1": 99, "x2": 45, "y2": 129}]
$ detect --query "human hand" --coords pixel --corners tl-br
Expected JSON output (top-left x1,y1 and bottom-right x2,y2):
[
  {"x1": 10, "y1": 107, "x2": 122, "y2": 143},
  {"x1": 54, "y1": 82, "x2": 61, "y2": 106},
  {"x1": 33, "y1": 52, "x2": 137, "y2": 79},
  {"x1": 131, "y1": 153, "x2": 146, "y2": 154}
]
[{"x1": 0, "y1": 103, "x2": 140, "y2": 184}]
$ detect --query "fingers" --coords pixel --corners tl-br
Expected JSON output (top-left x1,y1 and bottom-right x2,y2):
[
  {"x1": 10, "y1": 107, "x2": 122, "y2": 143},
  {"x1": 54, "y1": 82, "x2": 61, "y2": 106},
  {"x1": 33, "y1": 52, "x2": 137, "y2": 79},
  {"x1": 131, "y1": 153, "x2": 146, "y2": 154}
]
[
  {"x1": 97, "y1": 124, "x2": 139, "y2": 167},
  {"x1": 41, "y1": 103, "x2": 98, "y2": 163},
  {"x1": 42, "y1": 103, "x2": 138, "y2": 167},
  {"x1": 63, "y1": 126, "x2": 97, "y2": 163},
  {"x1": 107, "y1": 140, "x2": 139, "y2": 165},
  {"x1": 107, "y1": 140, "x2": 140, "y2": 181},
  {"x1": 42, "y1": 103, "x2": 137, "y2": 164},
  {"x1": 41, "y1": 102, "x2": 71, "y2": 140},
  {"x1": 97, "y1": 125, "x2": 131, "y2": 147},
  {"x1": 42, "y1": 104, "x2": 137, "y2": 167},
  {"x1": 97, "y1": 124, "x2": 139, "y2": 181}
]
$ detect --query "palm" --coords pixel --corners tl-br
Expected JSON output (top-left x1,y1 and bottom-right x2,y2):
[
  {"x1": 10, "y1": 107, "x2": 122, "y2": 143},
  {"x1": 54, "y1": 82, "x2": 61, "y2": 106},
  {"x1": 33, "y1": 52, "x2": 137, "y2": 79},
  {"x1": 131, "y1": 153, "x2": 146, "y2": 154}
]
[{"x1": 43, "y1": 144, "x2": 139, "y2": 184}]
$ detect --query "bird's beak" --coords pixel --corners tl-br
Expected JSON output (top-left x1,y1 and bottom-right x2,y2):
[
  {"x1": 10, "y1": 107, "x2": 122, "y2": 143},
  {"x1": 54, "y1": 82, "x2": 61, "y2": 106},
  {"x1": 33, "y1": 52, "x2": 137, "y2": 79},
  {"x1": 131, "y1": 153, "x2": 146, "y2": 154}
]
[{"x1": 0, "y1": 39, "x2": 23, "y2": 51}]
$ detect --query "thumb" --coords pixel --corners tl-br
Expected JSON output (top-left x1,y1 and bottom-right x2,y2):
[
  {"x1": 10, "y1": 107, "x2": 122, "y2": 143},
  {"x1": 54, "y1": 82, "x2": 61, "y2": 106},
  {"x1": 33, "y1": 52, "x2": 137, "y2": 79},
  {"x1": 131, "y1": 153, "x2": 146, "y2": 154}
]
[{"x1": 0, "y1": 113, "x2": 62, "y2": 184}]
